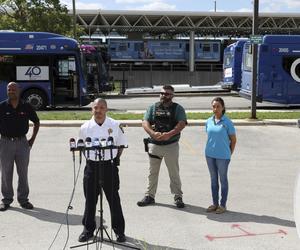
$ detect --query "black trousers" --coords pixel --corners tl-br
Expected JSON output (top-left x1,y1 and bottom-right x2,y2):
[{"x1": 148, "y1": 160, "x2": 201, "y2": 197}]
[{"x1": 82, "y1": 160, "x2": 125, "y2": 235}]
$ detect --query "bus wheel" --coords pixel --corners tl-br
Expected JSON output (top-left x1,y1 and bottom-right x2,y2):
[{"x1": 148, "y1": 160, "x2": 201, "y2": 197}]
[{"x1": 22, "y1": 89, "x2": 47, "y2": 110}]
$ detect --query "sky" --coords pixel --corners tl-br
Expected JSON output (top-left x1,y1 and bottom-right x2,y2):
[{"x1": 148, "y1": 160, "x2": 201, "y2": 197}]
[{"x1": 61, "y1": 0, "x2": 300, "y2": 13}]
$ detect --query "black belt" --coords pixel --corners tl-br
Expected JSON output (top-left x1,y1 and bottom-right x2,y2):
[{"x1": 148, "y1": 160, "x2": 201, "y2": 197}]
[
  {"x1": 1, "y1": 136, "x2": 26, "y2": 141},
  {"x1": 149, "y1": 140, "x2": 178, "y2": 145},
  {"x1": 87, "y1": 159, "x2": 118, "y2": 166}
]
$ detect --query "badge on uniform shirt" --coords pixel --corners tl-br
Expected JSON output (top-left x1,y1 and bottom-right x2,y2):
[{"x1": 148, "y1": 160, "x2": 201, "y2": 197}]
[
  {"x1": 119, "y1": 124, "x2": 124, "y2": 133},
  {"x1": 108, "y1": 128, "x2": 113, "y2": 135}
]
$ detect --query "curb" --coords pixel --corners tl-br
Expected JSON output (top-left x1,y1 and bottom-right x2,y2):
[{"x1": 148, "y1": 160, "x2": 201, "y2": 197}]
[{"x1": 37, "y1": 119, "x2": 299, "y2": 127}]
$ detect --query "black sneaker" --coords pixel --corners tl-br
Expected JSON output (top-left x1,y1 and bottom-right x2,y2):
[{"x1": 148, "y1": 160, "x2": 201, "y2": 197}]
[
  {"x1": 0, "y1": 203, "x2": 10, "y2": 212},
  {"x1": 137, "y1": 196, "x2": 155, "y2": 207},
  {"x1": 20, "y1": 201, "x2": 34, "y2": 210},
  {"x1": 174, "y1": 197, "x2": 185, "y2": 208},
  {"x1": 78, "y1": 231, "x2": 94, "y2": 242},
  {"x1": 116, "y1": 234, "x2": 126, "y2": 242}
]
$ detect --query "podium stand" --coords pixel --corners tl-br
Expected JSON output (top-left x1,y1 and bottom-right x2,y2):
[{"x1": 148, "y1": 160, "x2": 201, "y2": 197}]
[{"x1": 70, "y1": 144, "x2": 140, "y2": 250}]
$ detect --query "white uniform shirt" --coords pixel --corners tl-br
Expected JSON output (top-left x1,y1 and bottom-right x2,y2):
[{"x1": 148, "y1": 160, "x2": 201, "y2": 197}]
[{"x1": 79, "y1": 116, "x2": 127, "y2": 161}]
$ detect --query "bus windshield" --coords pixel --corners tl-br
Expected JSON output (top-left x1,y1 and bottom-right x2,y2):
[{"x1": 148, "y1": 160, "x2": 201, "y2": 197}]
[{"x1": 223, "y1": 52, "x2": 233, "y2": 67}]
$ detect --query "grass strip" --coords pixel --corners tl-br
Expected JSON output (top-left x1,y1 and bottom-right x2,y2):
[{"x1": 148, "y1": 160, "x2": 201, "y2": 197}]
[{"x1": 36, "y1": 111, "x2": 300, "y2": 120}]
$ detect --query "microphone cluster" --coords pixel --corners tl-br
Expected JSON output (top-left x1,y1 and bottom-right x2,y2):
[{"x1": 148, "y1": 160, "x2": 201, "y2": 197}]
[{"x1": 69, "y1": 137, "x2": 126, "y2": 152}]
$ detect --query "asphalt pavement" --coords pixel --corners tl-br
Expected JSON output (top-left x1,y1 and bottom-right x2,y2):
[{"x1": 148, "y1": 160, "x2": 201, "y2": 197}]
[{"x1": 0, "y1": 125, "x2": 300, "y2": 250}]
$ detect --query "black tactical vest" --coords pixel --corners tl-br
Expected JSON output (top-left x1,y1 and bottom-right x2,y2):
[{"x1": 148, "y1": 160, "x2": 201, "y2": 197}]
[{"x1": 151, "y1": 102, "x2": 178, "y2": 133}]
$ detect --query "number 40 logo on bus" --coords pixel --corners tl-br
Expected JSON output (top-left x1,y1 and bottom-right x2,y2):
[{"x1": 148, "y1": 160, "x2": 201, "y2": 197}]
[
  {"x1": 25, "y1": 66, "x2": 42, "y2": 77},
  {"x1": 16, "y1": 66, "x2": 49, "y2": 81}
]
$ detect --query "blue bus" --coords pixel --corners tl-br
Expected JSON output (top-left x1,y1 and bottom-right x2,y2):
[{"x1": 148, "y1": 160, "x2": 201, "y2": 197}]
[
  {"x1": 108, "y1": 39, "x2": 221, "y2": 62},
  {"x1": 0, "y1": 32, "x2": 108, "y2": 109},
  {"x1": 222, "y1": 40, "x2": 247, "y2": 90},
  {"x1": 240, "y1": 35, "x2": 300, "y2": 104}
]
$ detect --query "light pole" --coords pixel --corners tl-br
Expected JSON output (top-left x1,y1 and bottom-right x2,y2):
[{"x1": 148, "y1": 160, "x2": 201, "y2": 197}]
[
  {"x1": 72, "y1": 0, "x2": 76, "y2": 39},
  {"x1": 214, "y1": 1, "x2": 217, "y2": 12},
  {"x1": 251, "y1": 0, "x2": 259, "y2": 119}
]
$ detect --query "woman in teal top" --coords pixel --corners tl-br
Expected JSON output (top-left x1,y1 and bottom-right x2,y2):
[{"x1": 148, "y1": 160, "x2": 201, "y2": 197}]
[{"x1": 205, "y1": 97, "x2": 237, "y2": 214}]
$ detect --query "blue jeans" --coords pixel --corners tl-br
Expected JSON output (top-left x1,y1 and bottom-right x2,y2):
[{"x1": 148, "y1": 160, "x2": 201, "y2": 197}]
[{"x1": 206, "y1": 156, "x2": 230, "y2": 207}]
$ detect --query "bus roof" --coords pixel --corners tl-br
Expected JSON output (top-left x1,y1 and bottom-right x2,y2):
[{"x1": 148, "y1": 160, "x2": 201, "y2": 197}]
[
  {"x1": 224, "y1": 39, "x2": 247, "y2": 52},
  {"x1": 263, "y1": 35, "x2": 300, "y2": 44},
  {"x1": 0, "y1": 32, "x2": 79, "y2": 54}
]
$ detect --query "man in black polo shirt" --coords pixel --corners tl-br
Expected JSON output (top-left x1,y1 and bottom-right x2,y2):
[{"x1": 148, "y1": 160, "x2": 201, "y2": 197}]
[{"x1": 0, "y1": 82, "x2": 40, "y2": 211}]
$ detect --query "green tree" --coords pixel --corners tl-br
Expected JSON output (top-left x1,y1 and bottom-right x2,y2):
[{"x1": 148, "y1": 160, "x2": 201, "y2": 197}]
[{"x1": 0, "y1": 0, "x2": 74, "y2": 36}]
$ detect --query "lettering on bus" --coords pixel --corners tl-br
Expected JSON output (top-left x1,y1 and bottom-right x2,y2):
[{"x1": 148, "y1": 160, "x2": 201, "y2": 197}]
[
  {"x1": 278, "y1": 48, "x2": 289, "y2": 53},
  {"x1": 25, "y1": 66, "x2": 41, "y2": 77},
  {"x1": 36, "y1": 45, "x2": 47, "y2": 51},
  {"x1": 17, "y1": 66, "x2": 49, "y2": 81}
]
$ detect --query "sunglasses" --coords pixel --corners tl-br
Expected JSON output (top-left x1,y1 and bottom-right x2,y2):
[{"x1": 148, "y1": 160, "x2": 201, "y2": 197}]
[{"x1": 160, "y1": 92, "x2": 173, "y2": 96}]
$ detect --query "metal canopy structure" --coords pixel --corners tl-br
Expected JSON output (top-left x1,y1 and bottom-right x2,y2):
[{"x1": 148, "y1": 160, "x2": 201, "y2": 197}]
[{"x1": 75, "y1": 10, "x2": 300, "y2": 37}]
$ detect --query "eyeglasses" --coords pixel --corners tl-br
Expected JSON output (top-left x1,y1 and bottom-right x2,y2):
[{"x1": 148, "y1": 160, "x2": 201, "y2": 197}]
[{"x1": 160, "y1": 92, "x2": 173, "y2": 96}]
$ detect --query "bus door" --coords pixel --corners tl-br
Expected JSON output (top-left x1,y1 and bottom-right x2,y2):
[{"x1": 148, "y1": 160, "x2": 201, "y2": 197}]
[
  {"x1": 260, "y1": 44, "x2": 300, "y2": 104},
  {"x1": 260, "y1": 63, "x2": 284, "y2": 102},
  {"x1": 254, "y1": 44, "x2": 283, "y2": 103},
  {"x1": 52, "y1": 55, "x2": 79, "y2": 105}
]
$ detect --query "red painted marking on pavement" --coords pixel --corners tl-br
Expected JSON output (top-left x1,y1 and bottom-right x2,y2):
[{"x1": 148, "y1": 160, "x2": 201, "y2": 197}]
[
  {"x1": 278, "y1": 229, "x2": 287, "y2": 235},
  {"x1": 231, "y1": 224, "x2": 252, "y2": 235},
  {"x1": 205, "y1": 225, "x2": 288, "y2": 241},
  {"x1": 205, "y1": 235, "x2": 214, "y2": 241}
]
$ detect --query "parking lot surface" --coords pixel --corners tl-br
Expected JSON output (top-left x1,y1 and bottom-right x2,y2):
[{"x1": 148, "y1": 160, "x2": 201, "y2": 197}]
[{"x1": 0, "y1": 125, "x2": 299, "y2": 250}]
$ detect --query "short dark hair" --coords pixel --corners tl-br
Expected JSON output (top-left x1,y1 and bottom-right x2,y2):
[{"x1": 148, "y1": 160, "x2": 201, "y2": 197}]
[
  {"x1": 162, "y1": 85, "x2": 174, "y2": 92},
  {"x1": 92, "y1": 98, "x2": 107, "y2": 107},
  {"x1": 211, "y1": 97, "x2": 226, "y2": 114}
]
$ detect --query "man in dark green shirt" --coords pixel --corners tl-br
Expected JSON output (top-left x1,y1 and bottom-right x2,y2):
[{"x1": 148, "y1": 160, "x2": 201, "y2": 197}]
[{"x1": 137, "y1": 85, "x2": 187, "y2": 208}]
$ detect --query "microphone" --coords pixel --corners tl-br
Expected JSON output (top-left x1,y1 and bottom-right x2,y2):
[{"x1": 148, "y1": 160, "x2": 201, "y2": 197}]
[
  {"x1": 69, "y1": 138, "x2": 76, "y2": 162},
  {"x1": 92, "y1": 138, "x2": 100, "y2": 147},
  {"x1": 93, "y1": 138, "x2": 100, "y2": 160},
  {"x1": 77, "y1": 139, "x2": 85, "y2": 150},
  {"x1": 107, "y1": 129, "x2": 114, "y2": 146},
  {"x1": 100, "y1": 138, "x2": 107, "y2": 147},
  {"x1": 69, "y1": 138, "x2": 76, "y2": 151},
  {"x1": 99, "y1": 138, "x2": 107, "y2": 160},
  {"x1": 77, "y1": 139, "x2": 85, "y2": 163},
  {"x1": 85, "y1": 137, "x2": 92, "y2": 159},
  {"x1": 107, "y1": 136, "x2": 114, "y2": 146}
]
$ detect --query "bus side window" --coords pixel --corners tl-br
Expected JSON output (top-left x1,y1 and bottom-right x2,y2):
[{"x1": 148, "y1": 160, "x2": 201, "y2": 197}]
[
  {"x1": 213, "y1": 43, "x2": 219, "y2": 53},
  {"x1": 185, "y1": 43, "x2": 189, "y2": 52},
  {"x1": 58, "y1": 57, "x2": 75, "y2": 76},
  {"x1": 243, "y1": 52, "x2": 253, "y2": 71},
  {"x1": 203, "y1": 44, "x2": 211, "y2": 53},
  {"x1": 0, "y1": 55, "x2": 15, "y2": 82}
]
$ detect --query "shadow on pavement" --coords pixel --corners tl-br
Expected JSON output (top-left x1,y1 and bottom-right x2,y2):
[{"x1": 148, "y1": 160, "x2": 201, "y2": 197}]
[
  {"x1": 68, "y1": 235, "x2": 184, "y2": 250},
  {"x1": 155, "y1": 203, "x2": 295, "y2": 228},
  {"x1": 10, "y1": 207, "x2": 86, "y2": 225},
  {"x1": 93, "y1": 236, "x2": 186, "y2": 250}
]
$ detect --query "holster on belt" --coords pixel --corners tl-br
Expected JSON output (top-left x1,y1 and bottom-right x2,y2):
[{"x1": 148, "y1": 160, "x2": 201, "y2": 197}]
[
  {"x1": 144, "y1": 138, "x2": 162, "y2": 159},
  {"x1": 143, "y1": 138, "x2": 149, "y2": 152}
]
